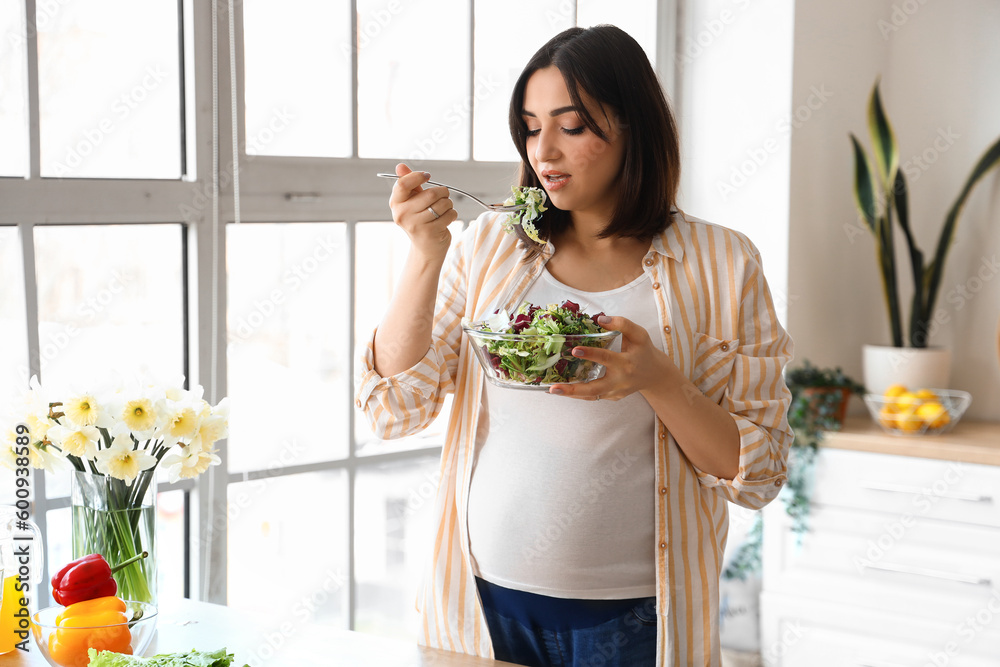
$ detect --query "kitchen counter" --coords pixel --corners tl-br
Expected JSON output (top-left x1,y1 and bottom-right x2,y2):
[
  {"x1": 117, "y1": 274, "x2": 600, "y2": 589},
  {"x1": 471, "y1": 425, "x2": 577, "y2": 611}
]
[
  {"x1": 5, "y1": 598, "x2": 521, "y2": 666},
  {"x1": 821, "y1": 416, "x2": 1000, "y2": 466}
]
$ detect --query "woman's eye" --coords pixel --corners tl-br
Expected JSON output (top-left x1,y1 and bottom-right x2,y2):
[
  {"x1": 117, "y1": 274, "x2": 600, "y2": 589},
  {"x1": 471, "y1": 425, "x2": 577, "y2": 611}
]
[
  {"x1": 563, "y1": 126, "x2": 585, "y2": 136},
  {"x1": 526, "y1": 128, "x2": 541, "y2": 137}
]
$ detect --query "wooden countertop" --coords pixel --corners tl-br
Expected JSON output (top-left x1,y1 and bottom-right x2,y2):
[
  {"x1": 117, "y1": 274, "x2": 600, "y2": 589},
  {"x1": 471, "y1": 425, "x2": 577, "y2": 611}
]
[
  {"x1": 822, "y1": 416, "x2": 1000, "y2": 466},
  {"x1": 7, "y1": 598, "x2": 522, "y2": 667}
]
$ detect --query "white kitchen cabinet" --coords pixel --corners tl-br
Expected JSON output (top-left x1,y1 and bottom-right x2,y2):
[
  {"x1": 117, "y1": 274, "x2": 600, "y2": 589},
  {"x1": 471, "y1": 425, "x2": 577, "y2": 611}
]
[{"x1": 759, "y1": 424, "x2": 1000, "y2": 667}]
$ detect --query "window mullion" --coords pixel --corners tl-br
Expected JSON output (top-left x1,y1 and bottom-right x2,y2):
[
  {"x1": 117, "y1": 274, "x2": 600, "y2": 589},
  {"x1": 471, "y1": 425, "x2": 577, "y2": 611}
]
[
  {"x1": 24, "y1": 0, "x2": 40, "y2": 178},
  {"x1": 19, "y1": 218, "x2": 52, "y2": 604},
  {"x1": 350, "y1": 0, "x2": 359, "y2": 158},
  {"x1": 659, "y1": 0, "x2": 680, "y2": 105},
  {"x1": 467, "y1": 0, "x2": 475, "y2": 160}
]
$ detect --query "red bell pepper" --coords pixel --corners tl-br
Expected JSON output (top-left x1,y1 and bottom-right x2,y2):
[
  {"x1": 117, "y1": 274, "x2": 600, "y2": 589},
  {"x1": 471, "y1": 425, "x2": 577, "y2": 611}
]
[{"x1": 50, "y1": 551, "x2": 147, "y2": 606}]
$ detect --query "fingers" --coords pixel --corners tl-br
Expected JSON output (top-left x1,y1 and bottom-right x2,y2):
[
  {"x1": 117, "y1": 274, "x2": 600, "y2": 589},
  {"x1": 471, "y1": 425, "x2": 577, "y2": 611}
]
[
  {"x1": 596, "y1": 314, "x2": 628, "y2": 333},
  {"x1": 411, "y1": 186, "x2": 453, "y2": 211},
  {"x1": 389, "y1": 167, "x2": 432, "y2": 206}
]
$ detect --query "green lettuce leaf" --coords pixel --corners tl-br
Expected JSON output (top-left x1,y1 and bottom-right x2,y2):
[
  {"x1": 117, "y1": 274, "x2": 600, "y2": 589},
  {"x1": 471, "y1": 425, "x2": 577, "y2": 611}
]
[{"x1": 87, "y1": 647, "x2": 245, "y2": 667}]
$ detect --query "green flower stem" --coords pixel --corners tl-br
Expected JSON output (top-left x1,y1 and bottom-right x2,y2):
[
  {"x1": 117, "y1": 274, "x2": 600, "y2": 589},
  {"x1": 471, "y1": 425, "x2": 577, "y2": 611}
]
[{"x1": 72, "y1": 471, "x2": 156, "y2": 604}]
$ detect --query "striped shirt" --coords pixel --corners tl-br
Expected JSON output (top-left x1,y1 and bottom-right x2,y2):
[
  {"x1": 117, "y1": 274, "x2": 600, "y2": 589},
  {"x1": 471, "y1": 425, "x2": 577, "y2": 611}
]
[{"x1": 355, "y1": 211, "x2": 794, "y2": 666}]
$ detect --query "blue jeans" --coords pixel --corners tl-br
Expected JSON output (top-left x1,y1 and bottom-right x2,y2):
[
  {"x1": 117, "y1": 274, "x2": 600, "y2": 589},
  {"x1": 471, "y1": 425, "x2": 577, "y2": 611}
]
[{"x1": 476, "y1": 577, "x2": 658, "y2": 667}]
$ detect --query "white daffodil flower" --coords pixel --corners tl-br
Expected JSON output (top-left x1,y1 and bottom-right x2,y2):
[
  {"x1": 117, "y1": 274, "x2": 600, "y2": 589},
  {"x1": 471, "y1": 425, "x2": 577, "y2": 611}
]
[
  {"x1": 119, "y1": 397, "x2": 161, "y2": 436},
  {"x1": 94, "y1": 430, "x2": 157, "y2": 484},
  {"x1": 62, "y1": 392, "x2": 105, "y2": 429},
  {"x1": 163, "y1": 405, "x2": 201, "y2": 441},
  {"x1": 47, "y1": 424, "x2": 101, "y2": 459},
  {"x1": 162, "y1": 442, "x2": 220, "y2": 483},
  {"x1": 0, "y1": 426, "x2": 20, "y2": 470},
  {"x1": 28, "y1": 440, "x2": 69, "y2": 473}
]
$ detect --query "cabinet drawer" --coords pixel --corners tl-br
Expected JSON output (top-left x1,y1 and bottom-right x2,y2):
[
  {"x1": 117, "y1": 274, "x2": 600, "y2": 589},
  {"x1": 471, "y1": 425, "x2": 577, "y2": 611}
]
[
  {"x1": 761, "y1": 503, "x2": 1000, "y2": 617},
  {"x1": 761, "y1": 592, "x2": 1000, "y2": 667},
  {"x1": 809, "y1": 449, "x2": 1000, "y2": 529}
]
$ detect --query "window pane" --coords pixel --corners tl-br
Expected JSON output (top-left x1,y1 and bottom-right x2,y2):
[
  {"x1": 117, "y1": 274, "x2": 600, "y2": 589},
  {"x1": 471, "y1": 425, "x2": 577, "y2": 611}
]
[
  {"x1": 355, "y1": 454, "x2": 439, "y2": 639},
  {"x1": 227, "y1": 471, "x2": 348, "y2": 628},
  {"x1": 358, "y1": 0, "x2": 470, "y2": 161},
  {"x1": 37, "y1": 0, "x2": 181, "y2": 178},
  {"x1": 243, "y1": 0, "x2": 352, "y2": 158},
  {"x1": 0, "y1": 3, "x2": 28, "y2": 177},
  {"x1": 46, "y1": 507, "x2": 72, "y2": 607},
  {"x1": 577, "y1": 0, "x2": 658, "y2": 65},
  {"x1": 227, "y1": 223, "x2": 350, "y2": 471},
  {"x1": 353, "y1": 221, "x2": 462, "y2": 456},
  {"x1": 0, "y1": 227, "x2": 28, "y2": 404},
  {"x1": 33, "y1": 224, "x2": 184, "y2": 388},
  {"x1": 157, "y1": 488, "x2": 187, "y2": 599},
  {"x1": 473, "y1": 0, "x2": 575, "y2": 162}
]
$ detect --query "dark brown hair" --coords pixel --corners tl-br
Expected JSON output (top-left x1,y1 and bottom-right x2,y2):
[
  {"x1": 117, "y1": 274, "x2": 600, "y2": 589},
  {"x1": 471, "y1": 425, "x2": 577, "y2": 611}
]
[{"x1": 508, "y1": 25, "x2": 681, "y2": 257}]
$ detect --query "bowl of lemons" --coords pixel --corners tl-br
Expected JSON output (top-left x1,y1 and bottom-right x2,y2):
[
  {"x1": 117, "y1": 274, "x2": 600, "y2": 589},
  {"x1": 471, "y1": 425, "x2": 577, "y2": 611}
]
[{"x1": 863, "y1": 385, "x2": 972, "y2": 435}]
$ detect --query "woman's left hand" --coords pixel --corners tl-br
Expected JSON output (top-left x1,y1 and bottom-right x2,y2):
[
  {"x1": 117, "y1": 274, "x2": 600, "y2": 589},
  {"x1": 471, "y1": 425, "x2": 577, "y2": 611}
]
[{"x1": 549, "y1": 315, "x2": 674, "y2": 401}]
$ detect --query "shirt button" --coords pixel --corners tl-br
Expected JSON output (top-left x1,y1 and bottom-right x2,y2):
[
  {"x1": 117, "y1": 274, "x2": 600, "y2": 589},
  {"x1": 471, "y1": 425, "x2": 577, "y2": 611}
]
[
  {"x1": 644, "y1": 258, "x2": 654, "y2": 267},
  {"x1": 355, "y1": 399, "x2": 362, "y2": 408},
  {"x1": 659, "y1": 542, "x2": 667, "y2": 549},
  {"x1": 663, "y1": 325, "x2": 670, "y2": 334},
  {"x1": 652, "y1": 282, "x2": 660, "y2": 290},
  {"x1": 720, "y1": 343, "x2": 729, "y2": 352},
  {"x1": 659, "y1": 431, "x2": 667, "y2": 439},
  {"x1": 775, "y1": 479, "x2": 784, "y2": 488},
  {"x1": 659, "y1": 487, "x2": 667, "y2": 494}
]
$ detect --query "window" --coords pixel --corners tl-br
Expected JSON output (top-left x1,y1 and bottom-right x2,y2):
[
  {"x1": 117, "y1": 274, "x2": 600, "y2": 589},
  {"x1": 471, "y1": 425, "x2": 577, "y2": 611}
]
[
  {"x1": 1, "y1": 0, "x2": 674, "y2": 643},
  {"x1": 36, "y1": 0, "x2": 183, "y2": 178}
]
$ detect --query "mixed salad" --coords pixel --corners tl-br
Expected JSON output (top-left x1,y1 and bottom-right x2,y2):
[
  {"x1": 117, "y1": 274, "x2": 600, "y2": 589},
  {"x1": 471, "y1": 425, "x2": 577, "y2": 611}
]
[
  {"x1": 501, "y1": 186, "x2": 548, "y2": 245},
  {"x1": 467, "y1": 301, "x2": 612, "y2": 385}
]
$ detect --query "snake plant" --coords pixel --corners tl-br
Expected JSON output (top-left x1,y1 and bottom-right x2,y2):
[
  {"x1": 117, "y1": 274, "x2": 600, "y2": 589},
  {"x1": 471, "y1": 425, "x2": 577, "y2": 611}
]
[{"x1": 850, "y1": 80, "x2": 1000, "y2": 348}]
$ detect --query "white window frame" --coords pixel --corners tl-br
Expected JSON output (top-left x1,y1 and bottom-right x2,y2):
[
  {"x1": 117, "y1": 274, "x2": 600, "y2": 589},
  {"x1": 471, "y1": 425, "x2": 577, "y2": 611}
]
[{"x1": 1, "y1": 0, "x2": 679, "y2": 624}]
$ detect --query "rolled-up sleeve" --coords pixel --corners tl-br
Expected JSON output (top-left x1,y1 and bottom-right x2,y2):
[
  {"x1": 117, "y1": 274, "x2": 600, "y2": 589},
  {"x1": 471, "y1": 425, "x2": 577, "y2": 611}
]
[
  {"x1": 695, "y1": 250, "x2": 794, "y2": 510},
  {"x1": 354, "y1": 238, "x2": 468, "y2": 440}
]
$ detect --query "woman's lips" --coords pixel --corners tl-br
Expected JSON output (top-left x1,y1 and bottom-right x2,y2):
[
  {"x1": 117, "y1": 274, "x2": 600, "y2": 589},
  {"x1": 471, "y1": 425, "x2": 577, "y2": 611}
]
[{"x1": 542, "y1": 172, "x2": 570, "y2": 192}]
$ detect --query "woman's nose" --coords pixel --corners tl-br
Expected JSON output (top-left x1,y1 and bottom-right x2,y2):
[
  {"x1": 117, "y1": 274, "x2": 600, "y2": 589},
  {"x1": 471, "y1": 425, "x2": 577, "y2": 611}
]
[{"x1": 534, "y1": 129, "x2": 560, "y2": 162}]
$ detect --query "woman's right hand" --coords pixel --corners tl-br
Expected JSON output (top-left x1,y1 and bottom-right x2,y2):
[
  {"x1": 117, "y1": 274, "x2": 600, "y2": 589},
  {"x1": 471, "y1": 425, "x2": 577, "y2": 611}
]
[{"x1": 388, "y1": 162, "x2": 457, "y2": 261}]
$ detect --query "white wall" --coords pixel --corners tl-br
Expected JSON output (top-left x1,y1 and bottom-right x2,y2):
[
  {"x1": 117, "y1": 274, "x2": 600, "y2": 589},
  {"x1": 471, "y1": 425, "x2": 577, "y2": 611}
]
[
  {"x1": 677, "y1": 0, "x2": 795, "y2": 322},
  {"x1": 787, "y1": 0, "x2": 1000, "y2": 419}
]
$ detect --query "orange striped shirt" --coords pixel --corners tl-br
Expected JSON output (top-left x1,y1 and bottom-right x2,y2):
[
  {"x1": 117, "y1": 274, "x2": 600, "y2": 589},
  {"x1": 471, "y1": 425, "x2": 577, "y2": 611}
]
[{"x1": 355, "y1": 211, "x2": 794, "y2": 665}]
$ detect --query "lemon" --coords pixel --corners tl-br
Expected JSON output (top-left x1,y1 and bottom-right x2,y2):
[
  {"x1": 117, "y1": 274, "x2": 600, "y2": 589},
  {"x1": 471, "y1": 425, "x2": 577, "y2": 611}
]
[
  {"x1": 914, "y1": 388, "x2": 939, "y2": 401},
  {"x1": 884, "y1": 384, "x2": 908, "y2": 399},
  {"x1": 915, "y1": 402, "x2": 951, "y2": 430},
  {"x1": 896, "y1": 408, "x2": 924, "y2": 433},
  {"x1": 878, "y1": 406, "x2": 899, "y2": 429},
  {"x1": 893, "y1": 391, "x2": 921, "y2": 411}
]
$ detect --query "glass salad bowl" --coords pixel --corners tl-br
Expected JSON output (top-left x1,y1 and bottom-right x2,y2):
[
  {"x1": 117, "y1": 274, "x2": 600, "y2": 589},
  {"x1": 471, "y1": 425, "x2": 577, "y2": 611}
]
[
  {"x1": 30, "y1": 600, "x2": 157, "y2": 667},
  {"x1": 464, "y1": 325, "x2": 621, "y2": 390}
]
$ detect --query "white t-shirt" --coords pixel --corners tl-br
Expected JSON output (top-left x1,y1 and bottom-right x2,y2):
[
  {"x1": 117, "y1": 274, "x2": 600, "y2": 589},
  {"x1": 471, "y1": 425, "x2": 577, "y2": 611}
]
[{"x1": 468, "y1": 266, "x2": 661, "y2": 599}]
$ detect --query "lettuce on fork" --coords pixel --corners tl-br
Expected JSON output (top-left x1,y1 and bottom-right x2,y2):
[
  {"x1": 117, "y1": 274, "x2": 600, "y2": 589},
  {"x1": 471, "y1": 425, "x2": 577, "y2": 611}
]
[{"x1": 501, "y1": 186, "x2": 548, "y2": 244}]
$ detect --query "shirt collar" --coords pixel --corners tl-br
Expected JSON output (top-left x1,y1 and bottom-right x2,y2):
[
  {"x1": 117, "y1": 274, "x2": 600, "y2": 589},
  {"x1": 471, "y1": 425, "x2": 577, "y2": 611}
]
[{"x1": 649, "y1": 210, "x2": 686, "y2": 263}]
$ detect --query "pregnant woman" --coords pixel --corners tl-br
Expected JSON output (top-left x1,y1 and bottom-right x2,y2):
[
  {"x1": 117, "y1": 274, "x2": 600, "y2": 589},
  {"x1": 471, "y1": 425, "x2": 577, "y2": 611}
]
[{"x1": 356, "y1": 24, "x2": 793, "y2": 667}]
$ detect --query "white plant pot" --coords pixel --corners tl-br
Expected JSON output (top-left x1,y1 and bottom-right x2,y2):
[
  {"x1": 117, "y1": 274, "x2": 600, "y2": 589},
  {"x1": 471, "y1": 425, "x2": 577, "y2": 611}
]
[{"x1": 862, "y1": 345, "x2": 952, "y2": 394}]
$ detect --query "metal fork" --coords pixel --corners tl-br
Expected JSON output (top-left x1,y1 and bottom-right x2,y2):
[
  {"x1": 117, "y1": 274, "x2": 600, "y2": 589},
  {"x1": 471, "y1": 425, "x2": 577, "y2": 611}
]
[{"x1": 376, "y1": 173, "x2": 527, "y2": 213}]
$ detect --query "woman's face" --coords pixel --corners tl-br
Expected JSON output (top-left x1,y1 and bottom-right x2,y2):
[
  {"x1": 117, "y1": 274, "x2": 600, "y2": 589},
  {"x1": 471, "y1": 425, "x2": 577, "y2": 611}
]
[{"x1": 522, "y1": 66, "x2": 625, "y2": 220}]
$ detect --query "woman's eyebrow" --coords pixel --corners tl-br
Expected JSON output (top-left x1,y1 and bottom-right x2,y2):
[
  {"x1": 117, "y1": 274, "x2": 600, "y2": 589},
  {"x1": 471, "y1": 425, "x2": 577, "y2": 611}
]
[{"x1": 521, "y1": 106, "x2": 580, "y2": 118}]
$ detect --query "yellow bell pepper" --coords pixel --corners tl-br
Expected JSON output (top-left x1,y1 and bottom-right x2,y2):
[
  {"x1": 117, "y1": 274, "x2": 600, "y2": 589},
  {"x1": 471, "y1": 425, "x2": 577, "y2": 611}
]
[{"x1": 48, "y1": 596, "x2": 132, "y2": 667}]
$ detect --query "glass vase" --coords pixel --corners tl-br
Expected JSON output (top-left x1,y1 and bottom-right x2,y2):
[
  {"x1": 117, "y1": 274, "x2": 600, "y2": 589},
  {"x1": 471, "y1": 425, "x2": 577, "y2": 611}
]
[{"x1": 71, "y1": 470, "x2": 157, "y2": 605}]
